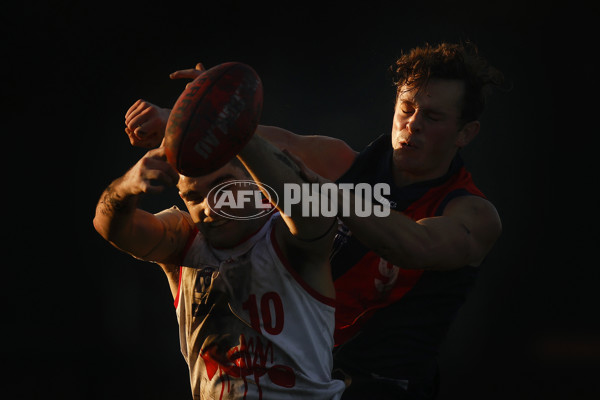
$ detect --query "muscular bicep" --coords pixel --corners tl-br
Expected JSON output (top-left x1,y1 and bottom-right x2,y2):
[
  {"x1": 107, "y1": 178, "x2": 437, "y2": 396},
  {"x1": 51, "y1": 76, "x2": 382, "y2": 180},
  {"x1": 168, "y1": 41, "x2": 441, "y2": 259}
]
[{"x1": 418, "y1": 196, "x2": 502, "y2": 269}]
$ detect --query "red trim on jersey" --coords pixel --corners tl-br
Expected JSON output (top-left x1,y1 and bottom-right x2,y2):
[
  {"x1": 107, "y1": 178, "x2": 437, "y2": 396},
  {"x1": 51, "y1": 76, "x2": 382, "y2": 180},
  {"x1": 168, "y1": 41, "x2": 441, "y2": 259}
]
[
  {"x1": 403, "y1": 166, "x2": 485, "y2": 220},
  {"x1": 333, "y1": 166, "x2": 486, "y2": 346},
  {"x1": 183, "y1": 227, "x2": 199, "y2": 257},
  {"x1": 174, "y1": 227, "x2": 199, "y2": 309},
  {"x1": 174, "y1": 266, "x2": 183, "y2": 309},
  {"x1": 269, "y1": 227, "x2": 337, "y2": 308}
]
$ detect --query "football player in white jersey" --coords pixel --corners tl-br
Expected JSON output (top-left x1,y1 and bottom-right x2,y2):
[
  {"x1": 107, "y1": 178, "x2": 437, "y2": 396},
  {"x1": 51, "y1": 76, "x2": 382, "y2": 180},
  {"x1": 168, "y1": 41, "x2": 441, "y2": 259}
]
[{"x1": 94, "y1": 131, "x2": 346, "y2": 399}]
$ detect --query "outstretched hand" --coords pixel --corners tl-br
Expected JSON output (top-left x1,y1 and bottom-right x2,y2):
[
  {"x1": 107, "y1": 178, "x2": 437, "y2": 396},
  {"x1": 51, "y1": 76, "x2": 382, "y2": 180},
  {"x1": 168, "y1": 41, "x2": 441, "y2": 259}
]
[{"x1": 124, "y1": 63, "x2": 207, "y2": 148}]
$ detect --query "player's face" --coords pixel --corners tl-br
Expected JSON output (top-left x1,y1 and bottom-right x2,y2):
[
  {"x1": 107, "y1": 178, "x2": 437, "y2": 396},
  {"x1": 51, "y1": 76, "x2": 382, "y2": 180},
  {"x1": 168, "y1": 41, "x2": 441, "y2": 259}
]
[
  {"x1": 178, "y1": 163, "x2": 267, "y2": 248},
  {"x1": 391, "y1": 79, "x2": 470, "y2": 185}
]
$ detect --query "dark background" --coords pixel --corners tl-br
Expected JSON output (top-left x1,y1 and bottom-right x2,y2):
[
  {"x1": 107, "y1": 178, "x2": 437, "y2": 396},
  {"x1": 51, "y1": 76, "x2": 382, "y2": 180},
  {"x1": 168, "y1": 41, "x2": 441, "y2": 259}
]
[{"x1": 4, "y1": 1, "x2": 599, "y2": 399}]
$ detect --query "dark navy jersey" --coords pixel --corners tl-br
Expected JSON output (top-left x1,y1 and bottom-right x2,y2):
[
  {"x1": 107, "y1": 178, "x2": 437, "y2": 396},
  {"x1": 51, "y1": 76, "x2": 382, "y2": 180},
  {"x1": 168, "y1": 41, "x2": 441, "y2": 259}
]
[{"x1": 331, "y1": 133, "x2": 485, "y2": 387}]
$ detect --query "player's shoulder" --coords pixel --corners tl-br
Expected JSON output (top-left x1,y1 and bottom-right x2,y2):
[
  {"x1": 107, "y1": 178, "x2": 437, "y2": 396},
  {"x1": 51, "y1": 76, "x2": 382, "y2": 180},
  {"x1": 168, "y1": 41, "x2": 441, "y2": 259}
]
[
  {"x1": 444, "y1": 194, "x2": 497, "y2": 214},
  {"x1": 155, "y1": 206, "x2": 194, "y2": 230},
  {"x1": 153, "y1": 206, "x2": 199, "y2": 262},
  {"x1": 443, "y1": 195, "x2": 502, "y2": 236}
]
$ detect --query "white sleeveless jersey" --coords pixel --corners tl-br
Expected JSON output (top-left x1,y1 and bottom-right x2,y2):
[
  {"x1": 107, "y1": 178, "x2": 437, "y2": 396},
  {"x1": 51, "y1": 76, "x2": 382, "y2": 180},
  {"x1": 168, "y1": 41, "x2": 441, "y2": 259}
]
[{"x1": 175, "y1": 214, "x2": 345, "y2": 400}]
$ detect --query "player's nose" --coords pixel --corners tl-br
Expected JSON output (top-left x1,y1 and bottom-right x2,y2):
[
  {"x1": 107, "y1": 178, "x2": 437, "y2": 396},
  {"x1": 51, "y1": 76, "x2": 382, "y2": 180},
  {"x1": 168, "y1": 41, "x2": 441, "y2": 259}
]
[
  {"x1": 200, "y1": 203, "x2": 214, "y2": 223},
  {"x1": 406, "y1": 111, "x2": 423, "y2": 133}
]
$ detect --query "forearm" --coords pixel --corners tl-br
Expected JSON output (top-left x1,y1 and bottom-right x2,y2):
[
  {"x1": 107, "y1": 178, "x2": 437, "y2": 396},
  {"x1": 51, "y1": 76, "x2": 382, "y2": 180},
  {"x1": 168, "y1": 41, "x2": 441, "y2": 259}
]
[
  {"x1": 255, "y1": 125, "x2": 294, "y2": 151},
  {"x1": 336, "y1": 188, "x2": 430, "y2": 269},
  {"x1": 93, "y1": 178, "x2": 139, "y2": 243},
  {"x1": 255, "y1": 125, "x2": 357, "y2": 181},
  {"x1": 237, "y1": 135, "x2": 335, "y2": 240}
]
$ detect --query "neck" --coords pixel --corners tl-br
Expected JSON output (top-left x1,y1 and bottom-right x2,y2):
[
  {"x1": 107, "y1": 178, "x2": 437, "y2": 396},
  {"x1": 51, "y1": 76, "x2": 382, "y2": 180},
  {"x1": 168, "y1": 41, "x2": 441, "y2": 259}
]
[
  {"x1": 391, "y1": 152, "x2": 458, "y2": 188},
  {"x1": 209, "y1": 214, "x2": 271, "y2": 258}
]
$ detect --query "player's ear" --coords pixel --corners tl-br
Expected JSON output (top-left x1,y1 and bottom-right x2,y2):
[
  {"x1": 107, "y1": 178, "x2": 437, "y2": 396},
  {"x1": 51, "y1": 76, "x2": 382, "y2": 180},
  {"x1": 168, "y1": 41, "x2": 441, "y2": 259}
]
[{"x1": 456, "y1": 120, "x2": 480, "y2": 148}]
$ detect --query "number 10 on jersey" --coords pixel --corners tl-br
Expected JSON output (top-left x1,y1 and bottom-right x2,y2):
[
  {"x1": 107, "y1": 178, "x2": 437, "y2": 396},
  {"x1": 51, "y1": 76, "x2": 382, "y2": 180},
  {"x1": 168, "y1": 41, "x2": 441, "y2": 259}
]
[{"x1": 242, "y1": 292, "x2": 285, "y2": 335}]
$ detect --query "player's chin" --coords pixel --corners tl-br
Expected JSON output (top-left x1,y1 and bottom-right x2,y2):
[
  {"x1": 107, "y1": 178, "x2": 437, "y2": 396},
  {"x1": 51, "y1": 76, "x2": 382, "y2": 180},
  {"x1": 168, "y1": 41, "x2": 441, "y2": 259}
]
[
  {"x1": 393, "y1": 147, "x2": 420, "y2": 164},
  {"x1": 203, "y1": 220, "x2": 240, "y2": 247}
]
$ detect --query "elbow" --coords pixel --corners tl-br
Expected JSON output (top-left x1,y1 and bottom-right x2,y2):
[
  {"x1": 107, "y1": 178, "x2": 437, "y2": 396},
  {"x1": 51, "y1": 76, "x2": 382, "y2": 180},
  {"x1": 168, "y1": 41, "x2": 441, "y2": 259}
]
[
  {"x1": 376, "y1": 236, "x2": 433, "y2": 270},
  {"x1": 93, "y1": 213, "x2": 113, "y2": 242},
  {"x1": 376, "y1": 241, "x2": 424, "y2": 269},
  {"x1": 93, "y1": 215, "x2": 107, "y2": 239}
]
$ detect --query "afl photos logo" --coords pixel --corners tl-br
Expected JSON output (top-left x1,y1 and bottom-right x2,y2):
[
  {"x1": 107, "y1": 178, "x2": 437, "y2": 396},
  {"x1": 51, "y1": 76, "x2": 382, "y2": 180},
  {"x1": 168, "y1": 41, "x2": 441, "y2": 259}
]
[{"x1": 207, "y1": 180, "x2": 279, "y2": 220}]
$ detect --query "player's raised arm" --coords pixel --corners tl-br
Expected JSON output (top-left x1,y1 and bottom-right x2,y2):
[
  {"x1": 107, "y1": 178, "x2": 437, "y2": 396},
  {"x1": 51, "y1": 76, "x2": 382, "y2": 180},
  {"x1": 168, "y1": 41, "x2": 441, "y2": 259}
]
[
  {"x1": 237, "y1": 135, "x2": 337, "y2": 243},
  {"x1": 164, "y1": 61, "x2": 337, "y2": 246},
  {"x1": 237, "y1": 135, "x2": 338, "y2": 298},
  {"x1": 163, "y1": 61, "x2": 337, "y2": 298},
  {"x1": 93, "y1": 147, "x2": 188, "y2": 265},
  {"x1": 126, "y1": 61, "x2": 357, "y2": 181}
]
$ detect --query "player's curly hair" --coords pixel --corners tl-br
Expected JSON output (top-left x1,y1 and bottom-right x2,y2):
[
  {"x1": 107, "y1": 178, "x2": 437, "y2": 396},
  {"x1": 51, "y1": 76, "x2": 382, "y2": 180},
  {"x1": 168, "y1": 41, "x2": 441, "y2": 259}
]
[{"x1": 390, "y1": 42, "x2": 504, "y2": 124}]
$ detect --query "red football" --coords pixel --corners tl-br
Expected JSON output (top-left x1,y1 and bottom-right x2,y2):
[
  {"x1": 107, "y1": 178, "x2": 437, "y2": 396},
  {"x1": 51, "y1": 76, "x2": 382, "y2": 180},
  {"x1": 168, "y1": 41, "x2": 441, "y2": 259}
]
[{"x1": 164, "y1": 62, "x2": 263, "y2": 176}]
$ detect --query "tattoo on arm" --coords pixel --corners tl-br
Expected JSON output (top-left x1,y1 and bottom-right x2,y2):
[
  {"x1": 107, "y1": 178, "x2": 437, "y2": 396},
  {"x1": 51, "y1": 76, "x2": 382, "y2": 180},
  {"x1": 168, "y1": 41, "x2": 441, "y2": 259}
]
[
  {"x1": 273, "y1": 151, "x2": 301, "y2": 175},
  {"x1": 99, "y1": 183, "x2": 136, "y2": 216}
]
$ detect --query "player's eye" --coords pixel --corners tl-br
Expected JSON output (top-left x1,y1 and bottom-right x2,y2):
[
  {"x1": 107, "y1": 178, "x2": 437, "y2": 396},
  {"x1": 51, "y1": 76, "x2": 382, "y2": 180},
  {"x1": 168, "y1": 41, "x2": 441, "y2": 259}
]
[
  {"x1": 426, "y1": 112, "x2": 443, "y2": 122},
  {"x1": 399, "y1": 100, "x2": 414, "y2": 113},
  {"x1": 181, "y1": 193, "x2": 204, "y2": 203}
]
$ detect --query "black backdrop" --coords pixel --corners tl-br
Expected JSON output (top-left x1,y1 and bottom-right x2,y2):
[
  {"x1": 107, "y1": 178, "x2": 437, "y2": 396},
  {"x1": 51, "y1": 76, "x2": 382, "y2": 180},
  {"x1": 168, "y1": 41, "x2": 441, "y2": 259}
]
[{"x1": 4, "y1": 1, "x2": 599, "y2": 399}]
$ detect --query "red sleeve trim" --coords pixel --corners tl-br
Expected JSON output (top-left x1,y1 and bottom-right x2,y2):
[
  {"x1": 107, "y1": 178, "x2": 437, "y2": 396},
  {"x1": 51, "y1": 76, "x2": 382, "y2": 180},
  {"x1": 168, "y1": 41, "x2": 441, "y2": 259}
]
[
  {"x1": 181, "y1": 227, "x2": 199, "y2": 260},
  {"x1": 269, "y1": 227, "x2": 337, "y2": 308},
  {"x1": 174, "y1": 227, "x2": 198, "y2": 309},
  {"x1": 174, "y1": 266, "x2": 183, "y2": 309}
]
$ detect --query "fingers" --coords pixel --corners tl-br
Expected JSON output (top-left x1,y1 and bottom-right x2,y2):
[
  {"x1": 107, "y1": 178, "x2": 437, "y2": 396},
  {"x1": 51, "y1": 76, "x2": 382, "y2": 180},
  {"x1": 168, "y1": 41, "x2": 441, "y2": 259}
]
[
  {"x1": 146, "y1": 147, "x2": 180, "y2": 183},
  {"x1": 125, "y1": 99, "x2": 156, "y2": 131},
  {"x1": 169, "y1": 62, "x2": 206, "y2": 80},
  {"x1": 124, "y1": 100, "x2": 170, "y2": 148},
  {"x1": 141, "y1": 170, "x2": 175, "y2": 194},
  {"x1": 132, "y1": 148, "x2": 180, "y2": 194},
  {"x1": 125, "y1": 62, "x2": 207, "y2": 149},
  {"x1": 125, "y1": 98, "x2": 143, "y2": 121},
  {"x1": 169, "y1": 69, "x2": 200, "y2": 80},
  {"x1": 125, "y1": 127, "x2": 162, "y2": 149},
  {"x1": 125, "y1": 127, "x2": 137, "y2": 146},
  {"x1": 132, "y1": 115, "x2": 161, "y2": 137}
]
